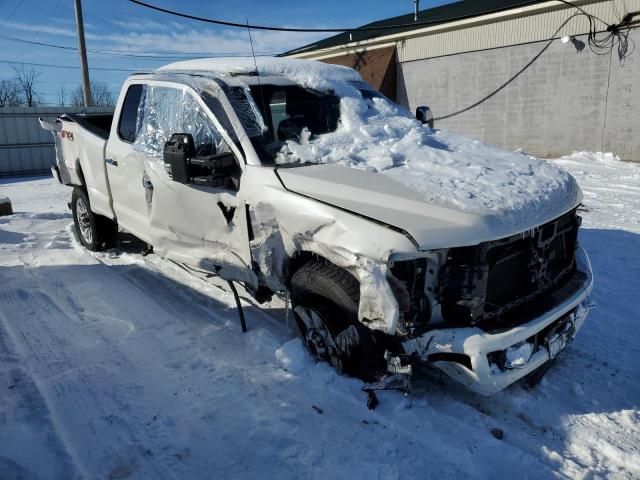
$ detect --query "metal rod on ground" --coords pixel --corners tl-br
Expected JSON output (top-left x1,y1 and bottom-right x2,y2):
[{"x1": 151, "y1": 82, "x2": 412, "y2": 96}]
[
  {"x1": 74, "y1": 0, "x2": 92, "y2": 107},
  {"x1": 227, "y1": 281, "x2": 247, "y2": 333},
  {"x1": 284, "y1": 290, "x2": 290, "y2": 330}
]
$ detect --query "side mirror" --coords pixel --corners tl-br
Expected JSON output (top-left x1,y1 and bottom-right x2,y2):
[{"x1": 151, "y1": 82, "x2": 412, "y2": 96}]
[
  {"x1": 416, "y1": 106, "x2": 434, "y2": 128},
  {"x1": 163, "y1": 133, "x2": 240, "y2": 189},
  {"x1": 164, "y1": 133, "x2": 196, "y2": 184}
]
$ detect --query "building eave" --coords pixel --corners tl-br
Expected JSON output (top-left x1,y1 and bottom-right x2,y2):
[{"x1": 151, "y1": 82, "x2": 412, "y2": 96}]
[{"x1": 285, "y1": 0, "x2": 591, "y2": 60}]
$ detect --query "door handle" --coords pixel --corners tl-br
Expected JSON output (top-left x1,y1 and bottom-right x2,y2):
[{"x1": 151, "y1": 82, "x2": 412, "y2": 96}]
[
  {"x1": 105, "y1": 158, "x2": 118, "y2": 167},
  {"x1": 142, "y1": 175, "x2": 154, "y2": 191}
]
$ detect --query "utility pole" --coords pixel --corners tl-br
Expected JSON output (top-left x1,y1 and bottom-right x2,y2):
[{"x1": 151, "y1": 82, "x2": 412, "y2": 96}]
[{"x1": 74, "y1": 0, "x2": 92, "y2": 107}]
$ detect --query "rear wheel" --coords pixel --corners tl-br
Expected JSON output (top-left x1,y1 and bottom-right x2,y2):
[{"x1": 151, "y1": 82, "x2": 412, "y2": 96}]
[
  {"x1": 290, "y1": 260, "x2": 387, "y2": 380},
  {"x1": 71, "y1": 187, "x2": 117, "y2": 251}
]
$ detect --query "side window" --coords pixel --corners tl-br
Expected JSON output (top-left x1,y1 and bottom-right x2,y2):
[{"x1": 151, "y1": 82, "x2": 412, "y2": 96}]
[
  {"x1": 117, "y1": 84, "x2": 144, "y2": 143},
  {"x1": 134, "y1": 85, "x2": 230, "y2": 158},
  {"x1": 182, "y1": 94, "x2": 230, "y2": 157},
  {"x1": 269, "y1": 90, "x2": 288, "y2": 140}
]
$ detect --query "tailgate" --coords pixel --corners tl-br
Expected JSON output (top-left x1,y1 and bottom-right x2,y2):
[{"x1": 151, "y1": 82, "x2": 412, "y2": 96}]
[{"x1": 39, "y1": 117, "x2": 68, "y2": 184}]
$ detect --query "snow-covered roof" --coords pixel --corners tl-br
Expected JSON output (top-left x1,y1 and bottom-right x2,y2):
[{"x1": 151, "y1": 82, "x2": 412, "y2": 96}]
[{"x1": 157, "y1": 57, "x2": 361, "y2": 90}]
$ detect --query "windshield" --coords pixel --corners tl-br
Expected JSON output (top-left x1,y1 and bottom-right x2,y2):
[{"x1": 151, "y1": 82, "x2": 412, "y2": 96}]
[
  {"x1": 250, "y1": 85, "x2": 341, "y2": 164},
  {"x1": 222, "y1": 80, "x2": 393, "y2": 165}
]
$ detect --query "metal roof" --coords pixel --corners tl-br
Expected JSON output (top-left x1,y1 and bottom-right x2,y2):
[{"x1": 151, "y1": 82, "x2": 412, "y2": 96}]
[{"x1": 282, "y1": 0, "x2": 550, "y2": 56}]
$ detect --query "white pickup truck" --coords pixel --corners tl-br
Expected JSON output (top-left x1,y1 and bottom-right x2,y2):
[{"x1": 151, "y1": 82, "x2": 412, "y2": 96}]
[{"x1": 42, "y1": 58, "x2": 593, "y2": 395}]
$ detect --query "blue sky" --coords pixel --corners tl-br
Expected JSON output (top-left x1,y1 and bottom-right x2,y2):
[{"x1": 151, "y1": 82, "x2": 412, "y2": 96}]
[{"x1": 0, "y1": 0, "x2": 451, "y2": 105}]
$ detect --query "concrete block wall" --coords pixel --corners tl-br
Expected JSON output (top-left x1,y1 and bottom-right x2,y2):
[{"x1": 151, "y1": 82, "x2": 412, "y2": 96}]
[{"x1": 396, "y1": 28, "x2": 640, "y2": 160}]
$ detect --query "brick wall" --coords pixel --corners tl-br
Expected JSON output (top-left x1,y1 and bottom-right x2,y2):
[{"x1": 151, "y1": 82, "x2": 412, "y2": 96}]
[{"x1": 320, "y1": 46, "x2": 397, "y2": 100}]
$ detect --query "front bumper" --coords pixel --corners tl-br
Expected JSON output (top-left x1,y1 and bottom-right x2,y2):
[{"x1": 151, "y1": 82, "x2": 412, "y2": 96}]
[{"x1": 402, "y1": 248, "x2": 594, "y2": 396}]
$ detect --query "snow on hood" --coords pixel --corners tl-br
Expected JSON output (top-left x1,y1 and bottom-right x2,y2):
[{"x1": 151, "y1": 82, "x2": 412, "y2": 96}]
[{"x1": 277, "y1": 96, "x2": 581, "y2": 228}]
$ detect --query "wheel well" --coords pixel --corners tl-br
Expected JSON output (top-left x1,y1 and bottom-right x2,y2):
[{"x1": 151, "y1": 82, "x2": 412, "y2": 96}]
[
  {"x1": 285, "y1": 251, "x2": 358, "y2": 288},
  {"x1": 75, "y1": 160, "x2": 87, "y2": 191}
]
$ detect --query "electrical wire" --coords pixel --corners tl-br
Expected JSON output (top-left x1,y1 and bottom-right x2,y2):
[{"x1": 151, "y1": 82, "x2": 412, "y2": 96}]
[
  {"x1": 128, "y1": 0, "x2": 636, "y2": 63},
  {"x1": 550, "y1": 0, "x2": 636, "y2": 63},
  {"x1": 109, "y1": 1, "x2": 139, "y2": 70},
  {"x1": 0, "y1": 33, "x2": 277, "y2": 59},
  {"x1": 0, "y1": 59, "x2": 139, "y2": 72},
  {"x1": 434, "y1": 9, "x2": 637, "y2": 121},
  {"x1": 553, "y1": 0, "x2": 608, "y2": 27},
  {"x1": 434, "y1": 13, "x2": 579, "y2": 121},
  {"x1": 0, "y1": 0, "x2": 25, "y2": 29},
  {"x1": 128, "y1": 0, "x2": 558, "y2": 33}
]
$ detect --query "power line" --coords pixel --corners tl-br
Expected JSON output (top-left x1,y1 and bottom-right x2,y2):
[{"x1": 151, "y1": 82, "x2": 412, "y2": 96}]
[
  {"x1": 553, "y1": 0, "x2": 608, "y2": 27},
  {"x1": 108, "y1": 1, "x2": 139, "y2": 70},
  {"x1": 127, "y1": 0, "x2": 636, "y2": 59},
  {"x1": 0, "y1": 0, "x2": 25, "y2": 29},
  {"x1": 0, "y1": 33, "x2": 277, "y2": 59},
  {"x1": 435, "y1": 13, "x2": 579, "y2": 121},
  {"x1": 128, "y1": 0, "x2": 555, "y2": 33},
  {"x1": 0, "y1": 59, "x2": 139, "y2": 72},
  {"x1": 434, "y1": 10, "x2": 636, "y2": 121}
]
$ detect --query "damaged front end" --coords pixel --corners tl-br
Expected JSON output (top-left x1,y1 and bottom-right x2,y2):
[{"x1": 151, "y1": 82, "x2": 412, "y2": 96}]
[{"x1": 387, "y1": 209, "x2": 594, "y2": 395}]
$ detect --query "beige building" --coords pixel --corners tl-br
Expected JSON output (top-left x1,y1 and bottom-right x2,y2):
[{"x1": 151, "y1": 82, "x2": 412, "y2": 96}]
[{"x1": 285, "y1": 0, "x2": 640, "y2": 160}]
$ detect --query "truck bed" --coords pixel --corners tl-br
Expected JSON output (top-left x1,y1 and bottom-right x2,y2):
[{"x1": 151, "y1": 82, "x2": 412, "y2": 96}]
[
  {"x1": 41, "y1": 113, "x2": 116, "y2": 220},
  {"x1": 61, "y1": 113, "x2": 113, "y2": 140}
]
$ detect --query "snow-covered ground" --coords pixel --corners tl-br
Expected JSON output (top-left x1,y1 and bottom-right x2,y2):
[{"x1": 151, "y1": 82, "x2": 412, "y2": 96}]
[{"x1": 0, "y1": 152, "x2": 638, "y2": 479}]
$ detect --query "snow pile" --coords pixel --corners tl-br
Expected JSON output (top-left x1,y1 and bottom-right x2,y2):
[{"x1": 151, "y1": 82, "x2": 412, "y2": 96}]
[
  {"x1": 559, "y1": 151, "x2": 621, "y2": 164},
  {"x1": 278, "y1": 96, "x2": 580, "y2": 225},
  {"x1": 275, "y1": 338, "x2": 312, "y2": 374},
  {"x1": 555, "y1": 151, "x2": 640, "y2": 232}
]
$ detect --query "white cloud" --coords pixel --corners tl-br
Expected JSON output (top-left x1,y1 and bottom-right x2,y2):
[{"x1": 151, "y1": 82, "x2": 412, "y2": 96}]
[
  {"x1": 5, "y1": 19, "x2": 326, "y2": 56},
  {"x1": 4, "y1": 21, "x2": 77, "y2": 38},
  {"x1": 97, "y1": 28, "x2": 324, "y2": 55},
  {"x1": 108, "y1": 18, "x2": 177, "y2": 32}
]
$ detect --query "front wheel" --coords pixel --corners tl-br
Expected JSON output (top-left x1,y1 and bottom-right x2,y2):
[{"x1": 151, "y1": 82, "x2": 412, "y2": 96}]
[
  {"x1": 71, "y1": 187, "x2": 117, "y2": 251},
  {"x1": 290, "y1": 260, "x2": 387, "y2": 380}
]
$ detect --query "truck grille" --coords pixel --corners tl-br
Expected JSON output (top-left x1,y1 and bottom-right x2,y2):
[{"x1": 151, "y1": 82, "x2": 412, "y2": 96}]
[{"x1": 439, "y1": 209, "x2": 580, "y2": 329}]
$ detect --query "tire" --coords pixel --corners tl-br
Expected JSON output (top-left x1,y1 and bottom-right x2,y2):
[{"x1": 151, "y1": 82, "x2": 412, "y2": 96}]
[
  {"x1": 290, "y1": 260, "x2": 387, "y2": 381},
  {"x1": 71, "y1": 187, "x2": 117, "y2": 251}
]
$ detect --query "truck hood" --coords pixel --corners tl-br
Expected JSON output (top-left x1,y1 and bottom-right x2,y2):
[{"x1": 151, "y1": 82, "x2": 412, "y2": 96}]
[{"x1": 276, "y1": 163, "x2": 581, "y2": 250}]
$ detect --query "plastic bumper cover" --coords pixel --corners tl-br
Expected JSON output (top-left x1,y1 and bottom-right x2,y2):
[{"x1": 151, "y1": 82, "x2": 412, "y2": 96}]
[{"x1": 402, "y1": 248, "x2": 594, "y2": 396}]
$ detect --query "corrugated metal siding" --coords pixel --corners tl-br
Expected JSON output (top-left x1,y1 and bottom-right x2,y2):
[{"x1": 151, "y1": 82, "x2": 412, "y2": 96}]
[
  {"x1": 0, "y1": 106, "x2": 113, "y2": 176},
  {"x1": 397, "y1": 0, "x2": 640, "y2": 62}
]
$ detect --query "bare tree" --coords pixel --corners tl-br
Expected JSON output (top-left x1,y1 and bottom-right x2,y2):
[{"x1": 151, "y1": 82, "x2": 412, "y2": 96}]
[
  {"x1": 0, "y1": 79, "x2": 21, "y2": 107},
  {"x1": 57, "y1": 85, "x2": 67, "y2": 107},
  {"x1": 12, "y1": 65, "x2": 41, "y2": 107},
  {"x1": 92, "y1": 81, "x2": 114, "y2": 107},
  {"x1": 71, "y1": 81, "x2": 114, "y2": 107},
  {"x1": 70, "y1": 86, "x2": 84, "y2": 107}
]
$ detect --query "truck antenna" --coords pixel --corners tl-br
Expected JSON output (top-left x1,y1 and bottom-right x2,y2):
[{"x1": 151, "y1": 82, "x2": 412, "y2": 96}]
[{"x1": 246, "y1": 19, "x2": 268, "y2": 127}]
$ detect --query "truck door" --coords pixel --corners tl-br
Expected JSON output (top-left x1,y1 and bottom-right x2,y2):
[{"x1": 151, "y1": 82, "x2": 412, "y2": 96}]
[
  {"x1": 137, "y1": 84, "x2": 254, "y2": 282},
  {"x1": 105, "y1": 83, "x2": 152, "y2": 243}
]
